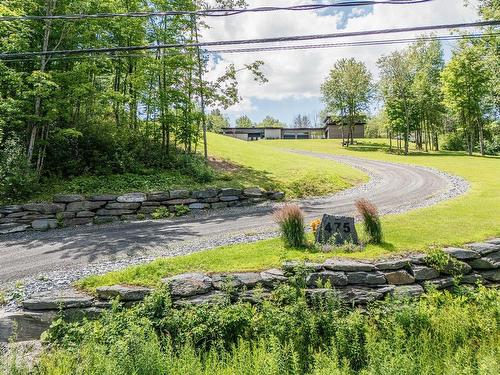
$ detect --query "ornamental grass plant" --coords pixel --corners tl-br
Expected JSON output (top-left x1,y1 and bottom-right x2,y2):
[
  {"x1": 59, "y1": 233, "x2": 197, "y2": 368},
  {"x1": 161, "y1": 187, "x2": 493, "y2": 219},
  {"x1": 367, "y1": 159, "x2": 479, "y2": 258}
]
[
  {"x1": 273, "y1": 204, "x2": 306, "y2": 248},
  {"x1": 355, "y1": 198, "x2": 383, "y2": 244}
]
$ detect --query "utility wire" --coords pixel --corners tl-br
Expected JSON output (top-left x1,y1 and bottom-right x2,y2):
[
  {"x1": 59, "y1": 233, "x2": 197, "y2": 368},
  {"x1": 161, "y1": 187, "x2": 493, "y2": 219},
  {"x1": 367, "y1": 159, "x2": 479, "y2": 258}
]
[
  {"x1": 1, "y1": 33, "x2": 495, "y2": 63},
  {"x1": 0, "y1": 1, "x2": 435, "y2": 21},
  {"x1": 0, "y1": 20, "x2": 497, "y2": 60}
]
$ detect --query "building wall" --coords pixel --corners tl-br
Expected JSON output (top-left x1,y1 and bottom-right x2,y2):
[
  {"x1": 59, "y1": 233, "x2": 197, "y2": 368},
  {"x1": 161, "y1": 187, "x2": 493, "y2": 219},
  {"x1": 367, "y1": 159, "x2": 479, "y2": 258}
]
[
  {"x1": 264, "y1": 128, "x2": 282, "y2": 139},
  {"x1": 326, "y1": 124, "x2": 364, "y2": 139}
]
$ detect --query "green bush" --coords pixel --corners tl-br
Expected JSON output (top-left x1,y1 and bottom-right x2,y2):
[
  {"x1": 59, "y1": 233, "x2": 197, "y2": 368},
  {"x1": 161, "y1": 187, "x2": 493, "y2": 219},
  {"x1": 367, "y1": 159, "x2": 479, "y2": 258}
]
[
  {"x1": 173, "y1": 205, "x2": 190, "y2": 217},
  {"x1": 355, "y1": 199, "x2": 383, "y2": 244},
  {"x1": 273, "y1": 204, "x2": 306, "y2": 248},
  {"x1": 151, "y1": 207, "x2": 172, "y2": 220}
]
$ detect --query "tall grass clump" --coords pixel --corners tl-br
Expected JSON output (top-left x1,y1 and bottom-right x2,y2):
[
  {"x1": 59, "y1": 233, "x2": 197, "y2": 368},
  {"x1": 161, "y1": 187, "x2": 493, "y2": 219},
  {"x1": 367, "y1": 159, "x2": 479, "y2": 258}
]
[
  {"x1": 274, "y1": 204, "x2": 306, "y2": 248},
  {"x1": 355, "y1": 198, "x2": 383, "y2": 244}
]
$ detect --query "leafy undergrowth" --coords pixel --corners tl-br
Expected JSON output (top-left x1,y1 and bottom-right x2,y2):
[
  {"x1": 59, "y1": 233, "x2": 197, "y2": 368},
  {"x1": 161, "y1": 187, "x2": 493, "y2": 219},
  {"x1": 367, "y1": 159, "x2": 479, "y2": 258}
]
[{"x1": 3, "y1": 286, "x2": 499, "y2": 374}]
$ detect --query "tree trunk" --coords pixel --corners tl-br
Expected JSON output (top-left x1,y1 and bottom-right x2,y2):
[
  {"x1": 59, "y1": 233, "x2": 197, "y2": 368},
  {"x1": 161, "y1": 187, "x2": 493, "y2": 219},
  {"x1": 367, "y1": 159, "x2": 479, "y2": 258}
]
[
  {"x1": 193, "y1": 15, "x2": 208, "y2": 161},
  {"x1": 478, "y1": 119, "x2": 484, "y2": 156}
]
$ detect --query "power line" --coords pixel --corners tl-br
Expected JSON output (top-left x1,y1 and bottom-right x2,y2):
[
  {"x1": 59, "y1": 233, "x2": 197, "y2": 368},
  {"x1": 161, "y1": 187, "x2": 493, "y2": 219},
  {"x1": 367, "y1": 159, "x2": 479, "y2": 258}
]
[
  {"x1": 0, "y1": 1, "x2": 434, "y2": 21},
  {"x1": 2, "y1": 33, "x2": 495, "y2": 63},
  {"x1": 0, "y1": 20, "x2": 497, "y2": 60}
]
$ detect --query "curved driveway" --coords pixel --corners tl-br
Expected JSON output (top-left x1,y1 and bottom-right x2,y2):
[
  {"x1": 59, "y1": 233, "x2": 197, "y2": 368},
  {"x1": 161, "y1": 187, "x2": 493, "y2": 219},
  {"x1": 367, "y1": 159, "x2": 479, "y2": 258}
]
[{"x1": 0, "y1": 151, "x2": 466, "y2": 283}]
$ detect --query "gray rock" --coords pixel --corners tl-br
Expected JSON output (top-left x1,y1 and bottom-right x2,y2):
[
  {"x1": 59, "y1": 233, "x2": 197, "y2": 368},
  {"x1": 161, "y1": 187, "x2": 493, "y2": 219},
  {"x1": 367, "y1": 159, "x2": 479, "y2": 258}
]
[
  {"x1": 219, "y1": 188, "x2": 242, "y2": 196},
  {"x1": 96, "y1": 209, "x2": 135, "y2": 216},
  {"x1": 169, "y1": 190, "x2": 190, "y2": 199},
  {"x1": 96, "y1": 285, "x2": 151, "y2": 301},
  {"x1": 239, "y1": 289, "x2": 271, "y2": 304},
  {"x1": 375, "y1": 259, "x2": 410, "y2": 270},
  {"x1": 232, "y1": 272, "x2": 262, "y2": 287},
  {"x1": 219, "y1": 195, "x2": 239, "y2": 202},
  {"x1": 0, "y1": 205, "x2": 23, "y2": 215},
  {"x1": 468, "y1": 252, "x2": 499, "y2": 270},
  {"x1": 391, "y1": 285, "x2": 424, "y2": 299},
  {"x1": 142, "y1": 201, "x2": 161, "y2": 206},
  {"x1": 422, "y1": 277, "x2": 455, "y2": 290},
  {"x1": 173, "y1": 291, "x2": 225, "y2": 307},
  {"x1": 53, "y1": 194, "x2": 84, "y2": 203},
  {"x1": 105, "y1": 202, "x2": 141, "y2": 210},
  {"x1": 31, "y1": 219, "x2": 58, "y2": 231},
  {"x1": 338, "y1": 286, "x2": 385, "y2": 305},
  {"x1": 93, "y1": 216, "x2": 116, "y2": 225},
  {"x1": 1, "y1": 310, "x2": 58, "y2": 342},
  {"x1": 347, "y1": 271, "x2": 386, "y2": 285},
  {"x1": 243, "y1": 187, "x2": 263, "y2": 197},
  {"x1": 306, "y1": 271, "x2": 348, "y2": 287},
  {"x1": 485, "y1": 238, "x2": 500, "y2": 245},
  {"x1": 21, "y1": 213, "x2": 55, "y2": 221},
  {"x1": 137, "y1": 206, "x2": 157, "y2": 214},
  {"x1": 7, "y1": 211, "x2": 33, "y2": 218},
  {"x1": 443, "y1": 247, "x2": 480, "y2": 260},
  {"x1": 0, "y1": 223, "x2": 29, "y2": 234},
  {"x1": 116, "y1": 193, "x2": 146, "y2": 203},
  {"x1": 22, "y1": 203, "x2": 65, "y2": 214},
  {"x1": 260, "y1": 269, "x2": 288, "y2": 287},
  {"x1": 22, "y1": 290, "x2": 94, "y2": 310},
  {"x1": 89, "y1": 194, "x2": 118, "y2": 201},
  {"x1": 66, "y1": 201, "x2": 106, "y2": 212},
  {"x1": 441, "y1": 259, "x2": 472, "y2": 275},
  {"x1": 121, "y1": 215, "x2": 140, "y2": 221},
  {"x1": 76, "y1": 211, "x2": 96, "y2": 218},
  {"x1": 269, "y1": 192, "x2": 285, "y2": 200},
  {"x1": 166, "y1": 198, "x2": 198, "y2": 205},
  {"x1": 408, "y1": 253, "x2": 427, "y2": 264},
  {"x1": 212, "y1": 273, "x2": 262, "y2": 289},
  {"x1": 57, "y1": 211, "x2": 75, "y2": 219},
  {"x1": 64, "y1": 218, "x2": 93, "y2": 226},
  {"x1": 189, "y1": 203, "x2": 210, "y2": 210},
  {"x1": 384, "y1": 270, "x2": 415, "y2": 285},
  {"x1": 478, "y1": 269, "x2": 500, "y2": 281},
  {"x1": 460, "y1": 272, "x2": 484, "y2": 284},
  {"x1": 466, "y1": 242, "x2": 499, "y2": 255},
  {"x1": 282, "y1": 261, "x2": 324, "y2": 272},
  {"x1": 163, "y1": 273, "x2": 213, "y2": 298},
  {"x1": 192, "y1": 189, "x2": 218, "y2": 199},
  {"x1": 323, "y1": 259, "x2": 376, "y2": 272},
  {"x1": 201, "y1": 197, "x2": 220, "y2": 203},
  {"x1": 146, "y1": 192, "x2": 170, "y2": 201},
  {"x1": 410, "y1": 265, "x2": 440, "y2": 281},
  {"x1": 211, "y1": 202, "x2": 229, "y2": 209}
]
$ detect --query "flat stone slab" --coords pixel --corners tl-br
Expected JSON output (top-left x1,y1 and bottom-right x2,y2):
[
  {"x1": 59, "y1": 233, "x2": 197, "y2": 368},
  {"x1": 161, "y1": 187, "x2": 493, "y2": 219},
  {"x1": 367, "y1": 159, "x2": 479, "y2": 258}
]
[
  {"x1": 384, "y1": 270, "x2": 415, "y2": 285},
  {"x1": 306, "y1": 271, "x2": 348, "y2": 287},
  {"x1": 243, "y1": 188, "x2": 263, "y2": 197},
  {"x1": 282, "y1": 261, "x2": 324, "y2": 272},
  {"x1": 31, "y1": 219, "x2": 58, "y2": 231},
  {"x1": 485, "y1": 238, "x2": 500, "y2": 245},
  {"x1": 324, "y1": 259, "x2": 376, "y2": 272},
  {"x1": 346, "y1": 271, "x2": 386, "y2": 285},
  {"x1": 0, "y1": 223, "x2": 29, "y2": 234},
  {"x1": 96, "y1": 285, "x2": 152, "y2": 301},
  {"x1": 66, "y1": 201, "x2": 106, "y2": 212},
  {"x1": 375, "y1": 259, "x2": 409, "y2": 270},
  {"x1": 410, "y1": 265, "x2": 440, "y2": 281},
  {"x1": 260, "y1": 269, "x2": 288, "y2": 287},
  {"x1": 391, "y1": 284, "x2": 424, "y2": 299},
  {"x1": 22, "y1": 203, "x2": 64, "y2": 214},
  {"x1": 22, "y1": 290, "x2": 94, "y2": 311},
  {"x1": 422, "y1": 277, "x2": 454, "y2": 290},
  {"x1": 116, "y1": 193, "x2": 146, "y2": 203},
  {"x1": 169, "y1": 190, "x2": 190, "y2": 199},
  {"x1": 146, "y1": 192, "x2": 170, "y2": 201},
  {"x1": 212, "y1": 272, "x2": 262, "y2": 289},
  {"x1": 53, "y1": 194, "x2": 84, "y2": 203},
  {"x1": 478, "y1": 269, "x2": 500, "y2": 281},
  {"x1": 465, "y1": 242, "x2": 499, "y2": 256},
  {"x1": 89, "y1": 194, "x2": 118, "y2": 201},
  {"x1": 173, "y1": 291, "x2": 225, "y2": 307},
  {"x1": 163, "y1": 273, "x2": 213, "y2": 298},
  {"x1": 443, "y1": 247, "x2": 481, "y2": 260},
  {"x1": 468, "y1": 252, "x2": 499, "y2": 270}
]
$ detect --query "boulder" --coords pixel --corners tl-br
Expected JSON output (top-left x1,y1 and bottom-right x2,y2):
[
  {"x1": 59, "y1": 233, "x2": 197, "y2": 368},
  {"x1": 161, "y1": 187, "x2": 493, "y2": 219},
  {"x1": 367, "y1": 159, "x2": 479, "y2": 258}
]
[
  {"x1": 269, "y1": 192, "x2": 285, "y2": 200},
  {"x1": 1, "y1": 310, "x2": 58, "y2": 342},
  {"x1": 116, "y1": 193, "x2": 146, "y2": 203},
  {"x1": 22, "y1": 203, "x2": 64, "y2": 214},
  {"x1": 410, "y1": 265, "x2": 440, "y2": 281},
  {"x1": 306, "y1": 271, "x2": 348, "y2": 287},
  {"x1": 146, "y1": 192, "x2": 170, "y2": 202},
  {"x1": 441, "y1": 259, "x2": 472, "y2": 275},
  {"x1": 105, "y1": 202, "x2": 141, "y2": 210},
  {"x1": 0, "y1": 223, "x2": 29, "y2": 235},
  {"x1": 384, "y1": 270, "x2": 415, "y2": 285},
  {"x1": 166, "y1": 198, "x2": 198, "y2": 205},
  {"x1": 192, "y1": 189, "x2": 218, "y2": 199},
  {"x1": 375, "y1": 259, "x2": 409, "y2": 270},
  {"x1": 76, "y1": 211, "x2": 96, "y2": 218},
  {"x1": 478, "y1": 269, "x2": 500, "y2": 282},
  {"x1": 0, "y1": 205, "x2": 23, "y2": 215},
  {"x1": 31, "y1": 219, "x2": 58, "y2": 231},
  {"x1": 391, "y1": 285, "x2": 424, "y2": 299},
  {"x1": 243, "y1": 187, "x2": 263, "y2": 198},
  {"x1": 466, "y1": 242, "x2": 499, "y2": 256},
  {"x1": 169, "y1": 190, "x2": 190, "y2": 199},
  {"x1": 468, "y1": 252, "x2": 499, "y2": 270},
  {"x1": 189, "y1": 203, "x2": 210, "y2": 210},
  {"x1": 22, "y1": 290, "x2": 94, "y2": 310},
  {"x1": 422, "y1": 277, "x2": 454, "y2": 290},
  {"x1": 96, "y1": 285, "x2": 152, "y2": 301},
  {"x1": 260, "y1": 269, "x2": 288, "y2": 287},
  {"x1": 163, "y1": 273, "x2": 213, "y2": 298},
  {"x1": 443, "y1": 247, "x2": 480, "y2": 260},
  {"x1": 219, "y1": 188, "x2": 242, "y2": 196},
  {"x1": 219, "y1": 195, "x2": 239, "y2": 202},
  {"x1": 96, "y1": 209, "x2": 135, "y2": 216},
  {"x1": 53, "y1": 194, "x2": 84, "y2": 203},
  {"x1": 346, "y1": 271, "x2": 386, "y2": 285},
  {"x1": 89, "y1": 194, "x2": 118, "y2": 201},
  {"x1": 66, "y1": 201, "x2": 106, "y2": 212},
  {"x1": 323, "y1": 259, "x2": 376, "y2": 272}
]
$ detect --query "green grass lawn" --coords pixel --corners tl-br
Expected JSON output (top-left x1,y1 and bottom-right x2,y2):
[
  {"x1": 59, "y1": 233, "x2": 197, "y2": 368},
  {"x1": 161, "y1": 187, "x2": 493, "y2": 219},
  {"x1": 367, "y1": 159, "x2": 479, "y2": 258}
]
[
  {"x1": 25, "y1": 133, "x2": 365, "y2": 203},
  {"x1": 78, "y1": 137, "x2": 500, "y2": 291}
]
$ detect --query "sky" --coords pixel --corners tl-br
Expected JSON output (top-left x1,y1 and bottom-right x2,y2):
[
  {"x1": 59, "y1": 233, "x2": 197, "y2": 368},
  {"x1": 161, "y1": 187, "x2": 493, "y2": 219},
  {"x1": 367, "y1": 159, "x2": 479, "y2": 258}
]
[{"x1": 202, "y1": 0, "x2": 482, "y2": 127}]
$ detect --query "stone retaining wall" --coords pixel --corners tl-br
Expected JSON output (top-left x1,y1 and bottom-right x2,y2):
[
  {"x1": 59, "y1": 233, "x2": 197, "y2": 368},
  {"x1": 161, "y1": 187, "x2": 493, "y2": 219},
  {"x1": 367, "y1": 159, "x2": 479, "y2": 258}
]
[
  {"x1": 0, "y1": 188, "x2": 285, "y2": 235},
  {"x1": 1, "y1": 239, "x2": 498, "y2": 342}
]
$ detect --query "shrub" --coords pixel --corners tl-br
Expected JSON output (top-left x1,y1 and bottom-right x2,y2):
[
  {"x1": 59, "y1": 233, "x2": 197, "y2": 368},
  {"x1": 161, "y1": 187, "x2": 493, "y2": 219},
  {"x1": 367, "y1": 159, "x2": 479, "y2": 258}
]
[
  {"x1": 273, "y1": 204, "x2": 306, "y2": 247},
  {"x1": 174, "y1": 205, "x2": 190, "y2": 217},
  {"x1": 151, "y1": 207, "x2": 172, "y2": 220},
  {"x1": 355, "y1": 198, "x2": 383, "y2": 244}
]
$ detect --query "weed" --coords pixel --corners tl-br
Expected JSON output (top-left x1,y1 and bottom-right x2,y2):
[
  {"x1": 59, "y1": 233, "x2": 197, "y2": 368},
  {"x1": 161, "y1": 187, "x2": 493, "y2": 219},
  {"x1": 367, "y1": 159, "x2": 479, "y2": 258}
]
[
  {"x1": 174, "y1": 205, "x2": 190, "y2": 217},
  {"x1": 151, "y1": 207, "x2": 172, "y2": 220}
]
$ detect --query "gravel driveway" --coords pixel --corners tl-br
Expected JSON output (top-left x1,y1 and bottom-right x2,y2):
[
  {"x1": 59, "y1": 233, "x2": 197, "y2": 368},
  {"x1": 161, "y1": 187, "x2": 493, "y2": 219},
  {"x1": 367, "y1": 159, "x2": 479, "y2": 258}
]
[{"x1": 0, "y1": 151, "x2": 469, "y2": 294}]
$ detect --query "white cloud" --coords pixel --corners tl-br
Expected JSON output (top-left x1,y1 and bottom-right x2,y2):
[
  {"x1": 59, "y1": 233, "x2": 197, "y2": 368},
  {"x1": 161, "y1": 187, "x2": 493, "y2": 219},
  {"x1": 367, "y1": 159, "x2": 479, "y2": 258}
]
[{"x1": 202, "y1": 0, "x2": 480, "y2": 106}]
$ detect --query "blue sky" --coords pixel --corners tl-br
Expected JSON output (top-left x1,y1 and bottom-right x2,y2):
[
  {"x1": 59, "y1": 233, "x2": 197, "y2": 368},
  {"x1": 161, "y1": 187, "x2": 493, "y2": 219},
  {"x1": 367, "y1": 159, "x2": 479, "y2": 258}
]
[{"x1": 204, "y1": 0, "x2": 480, "y2": 127}]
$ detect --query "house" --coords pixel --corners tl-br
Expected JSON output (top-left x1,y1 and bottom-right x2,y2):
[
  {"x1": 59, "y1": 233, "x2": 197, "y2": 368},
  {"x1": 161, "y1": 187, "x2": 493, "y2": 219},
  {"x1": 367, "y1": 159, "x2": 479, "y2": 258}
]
[{"x1": 221, "y1": 118, "x2": 365, "y2": 141}]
